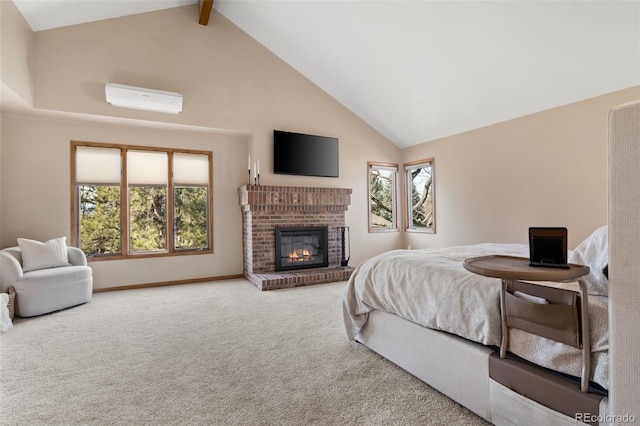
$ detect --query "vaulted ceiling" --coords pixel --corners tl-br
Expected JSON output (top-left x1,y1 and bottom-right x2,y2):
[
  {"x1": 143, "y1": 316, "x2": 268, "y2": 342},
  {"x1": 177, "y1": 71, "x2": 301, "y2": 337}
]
[{"x1": 11, "y1": 0, "x2": 640, "y2": 148}]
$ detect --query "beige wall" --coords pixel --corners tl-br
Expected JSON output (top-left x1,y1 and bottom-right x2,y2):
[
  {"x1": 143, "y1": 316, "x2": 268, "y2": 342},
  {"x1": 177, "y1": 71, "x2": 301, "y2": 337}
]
[
  {"x1": 402, "y1": 86, "x2": 640, "y2": 250},
  {"x1": 0, "y1": 0, "x2": 36, "y2": 104},
  {"x1": 2, "y1": 1, "x2": 638, "y2": 290},
  {"x1": 0, "y1": 113, "x2": 2, "y2": 246},
  {"x1": 0, "y1": 111, "x2": 401, "y2": 290},
  {"x1": 0, "y1": 3, "x2": 402, "y2": 289},
  {"x1": 1, "y1": 115, "x2": 249, "y2": 288},
  {"x1": 1, "y1": 0, "x2": 37, "y2": 247}
]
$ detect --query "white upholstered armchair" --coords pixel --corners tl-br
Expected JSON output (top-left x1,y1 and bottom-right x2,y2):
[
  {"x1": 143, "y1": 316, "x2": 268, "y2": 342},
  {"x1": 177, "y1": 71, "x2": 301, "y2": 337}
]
[{"x1": 0, "y1": 243, "x2": 93, "y2": 317}]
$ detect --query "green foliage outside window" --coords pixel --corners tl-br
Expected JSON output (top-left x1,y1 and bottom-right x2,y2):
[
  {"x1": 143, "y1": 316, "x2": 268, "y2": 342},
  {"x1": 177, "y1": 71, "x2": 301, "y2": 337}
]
[
  {"x1": 174, "y1": 187, "x2": 209, "y2": 250},
  {"x1": 80, "y1": 184, "x2": 209, "y2": 256},
  {"x1": 129, "y1": 186, "x2": 167, "y2": 253},
  {"x1": 80, "y1": 185, "x2": 121, "y2": 255}
]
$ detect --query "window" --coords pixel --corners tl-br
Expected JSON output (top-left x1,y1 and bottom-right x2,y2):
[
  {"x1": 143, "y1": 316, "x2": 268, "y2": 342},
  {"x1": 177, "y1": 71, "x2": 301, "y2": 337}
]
[
  {"x1": 404, "y1": 158, "x2": 435, "y2": 233},
  {"x1": 127, "y1": 150, "x2": 168, "y2": 253},
  {"x1": 75, "y1": 146, "x2": 122, "y2": 255},
  {"x1": 368, "y1": 162, "x2": 398, "y2": 232},
  {"x1": 172, "y1": 153, "x2": 210, "y2": 251},
  {"x1": 71, "y1": 142, "x2": 213, "y2": 259}
]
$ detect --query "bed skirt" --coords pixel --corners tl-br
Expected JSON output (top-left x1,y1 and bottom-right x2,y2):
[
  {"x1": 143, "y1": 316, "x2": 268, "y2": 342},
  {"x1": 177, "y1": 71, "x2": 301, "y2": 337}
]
[{"x1": 355, "y1": 309, "x2": 610, "y2": 425}]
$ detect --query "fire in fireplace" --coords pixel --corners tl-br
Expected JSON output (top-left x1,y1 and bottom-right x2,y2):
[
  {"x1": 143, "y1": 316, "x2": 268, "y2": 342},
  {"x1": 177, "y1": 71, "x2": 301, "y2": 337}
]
[{"x1": 275, "y1": 226, "x2": 329, "y2": 272}]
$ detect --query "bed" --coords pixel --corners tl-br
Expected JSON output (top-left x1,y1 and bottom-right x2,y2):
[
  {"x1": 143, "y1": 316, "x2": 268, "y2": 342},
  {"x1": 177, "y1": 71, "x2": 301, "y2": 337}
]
[
  {"x1": 339, "y1": 98, "x2": 640, "y2": 426},
  {"x1": 341, "y1": 232, "x2": 609, "y2": 424}
]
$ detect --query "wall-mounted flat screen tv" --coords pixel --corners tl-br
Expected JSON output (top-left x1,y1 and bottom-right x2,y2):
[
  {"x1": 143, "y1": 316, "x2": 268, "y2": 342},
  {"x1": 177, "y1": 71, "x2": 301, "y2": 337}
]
[{"x1": 273, "y1": 130, "x2": 339, "y2": 178}]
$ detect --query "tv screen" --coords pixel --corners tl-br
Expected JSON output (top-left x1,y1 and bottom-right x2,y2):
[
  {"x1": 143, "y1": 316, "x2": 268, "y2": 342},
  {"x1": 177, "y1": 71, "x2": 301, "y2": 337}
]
[{"x1": 273, "y1": 130, "x2": 339, "y2": 178}]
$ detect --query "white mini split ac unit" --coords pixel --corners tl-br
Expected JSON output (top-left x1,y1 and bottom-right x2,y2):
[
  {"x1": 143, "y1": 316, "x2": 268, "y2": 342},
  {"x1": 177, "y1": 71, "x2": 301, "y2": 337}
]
[{"x1": 105, "y1": 83, "x2": 183, "y2": 114}]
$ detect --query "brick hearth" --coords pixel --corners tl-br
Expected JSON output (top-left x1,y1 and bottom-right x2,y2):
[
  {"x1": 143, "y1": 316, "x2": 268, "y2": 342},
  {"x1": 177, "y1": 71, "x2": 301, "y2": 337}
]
[{"x1": 238, "y1": 185, "x2": 353, "y2": 290}]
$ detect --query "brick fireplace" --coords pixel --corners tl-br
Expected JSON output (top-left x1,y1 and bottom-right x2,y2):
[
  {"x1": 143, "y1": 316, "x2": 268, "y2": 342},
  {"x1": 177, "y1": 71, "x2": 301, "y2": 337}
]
[{"x1": 238, "y1": 185, "x2": 354, "y2": 290}]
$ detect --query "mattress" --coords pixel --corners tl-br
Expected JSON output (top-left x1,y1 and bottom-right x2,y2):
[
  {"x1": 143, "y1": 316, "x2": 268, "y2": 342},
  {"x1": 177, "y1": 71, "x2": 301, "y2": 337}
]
[{"x1": 341, "y1": 243, "x2": 609, "y2": 389}]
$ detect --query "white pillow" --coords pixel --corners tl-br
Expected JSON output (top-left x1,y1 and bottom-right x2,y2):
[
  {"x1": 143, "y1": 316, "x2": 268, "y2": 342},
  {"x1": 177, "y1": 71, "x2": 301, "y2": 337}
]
[
  {"x1": 17, "y1": 237, "x2": 70, "y2": 272},
  {"x1": 568, "y1": 225, "x2": 608, "y2": 296}
]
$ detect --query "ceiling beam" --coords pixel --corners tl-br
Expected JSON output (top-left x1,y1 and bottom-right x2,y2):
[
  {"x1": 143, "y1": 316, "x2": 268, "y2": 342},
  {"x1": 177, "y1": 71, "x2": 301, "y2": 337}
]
[{"x1": 199, "y1": 0, "x2": 214, "y2": 26}]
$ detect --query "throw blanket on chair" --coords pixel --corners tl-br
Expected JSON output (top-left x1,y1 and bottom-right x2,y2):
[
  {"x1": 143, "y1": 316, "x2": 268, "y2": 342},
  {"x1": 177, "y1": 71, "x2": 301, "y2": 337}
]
[{"x1": 0, "y1": 292, "x2": 13, "y2": 332}]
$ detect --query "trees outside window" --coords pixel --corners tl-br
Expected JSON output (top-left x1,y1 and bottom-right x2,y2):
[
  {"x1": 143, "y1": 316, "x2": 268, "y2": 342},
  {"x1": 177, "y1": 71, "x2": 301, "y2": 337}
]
[
  {"x1": 368, "y1": 162, "x2": 398, "y2": 232},
  {"x1": 172, "y1": 152, "x2": 210, "y2": 251},
  {"x1": 405, "y1": 158, "x2": 435, "y2": 233},
  {"x1": 72, "y1": 142, "x2": 213, "y2": 259},
  {"x1": 174, "y1": 187, "x2": 209, "y2": 250},
  {"x1": 79, "y1": 185, "x2": 121, "y2": 255},
  {"x1": 127, "y1": 150, "x2": 168, "y2": 253}
]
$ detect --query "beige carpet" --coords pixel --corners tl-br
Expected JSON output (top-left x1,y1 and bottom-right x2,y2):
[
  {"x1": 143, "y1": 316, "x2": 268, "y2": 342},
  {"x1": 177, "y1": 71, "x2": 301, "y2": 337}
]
[{"x1": 0, "y1": 280, "x2": 488, "y2": 425}]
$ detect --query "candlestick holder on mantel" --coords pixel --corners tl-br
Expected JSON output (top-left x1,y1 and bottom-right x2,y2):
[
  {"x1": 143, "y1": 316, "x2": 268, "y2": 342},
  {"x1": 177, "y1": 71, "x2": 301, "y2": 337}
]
[{"x1": 248, "y1": 155, "x2": 261, "y2": 186}]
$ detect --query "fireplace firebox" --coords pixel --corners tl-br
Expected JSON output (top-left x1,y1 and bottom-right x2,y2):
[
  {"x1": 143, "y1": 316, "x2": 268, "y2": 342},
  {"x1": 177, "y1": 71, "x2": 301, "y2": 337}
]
[{"x1": 275, "y1": 226, "x2": 329, "y2": 272}]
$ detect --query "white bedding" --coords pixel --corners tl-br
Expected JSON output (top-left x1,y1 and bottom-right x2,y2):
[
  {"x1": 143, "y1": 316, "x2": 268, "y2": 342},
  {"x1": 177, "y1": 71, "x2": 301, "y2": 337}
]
[{"x1": 341, "y1": 243, "x2": 610, "y2": 389}]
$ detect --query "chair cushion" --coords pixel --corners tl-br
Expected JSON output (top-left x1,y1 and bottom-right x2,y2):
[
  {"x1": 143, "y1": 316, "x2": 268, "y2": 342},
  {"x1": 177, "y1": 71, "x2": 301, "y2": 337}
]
[
  {"x1": 17, "y1": 237, "x2": 70, "y2": 272},
  {"x1": 22, "y1": 265, "x2": 92, "y2": 281},
  {"x1": 16, "y1": 265, "x2": 93, "y2": 317}
]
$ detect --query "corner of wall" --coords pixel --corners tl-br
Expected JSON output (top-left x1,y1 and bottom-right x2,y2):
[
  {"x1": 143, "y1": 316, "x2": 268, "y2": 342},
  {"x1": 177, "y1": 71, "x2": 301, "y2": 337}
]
[{"x1": 0, "y1": 0, "x2": 36, "y2": 106}]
